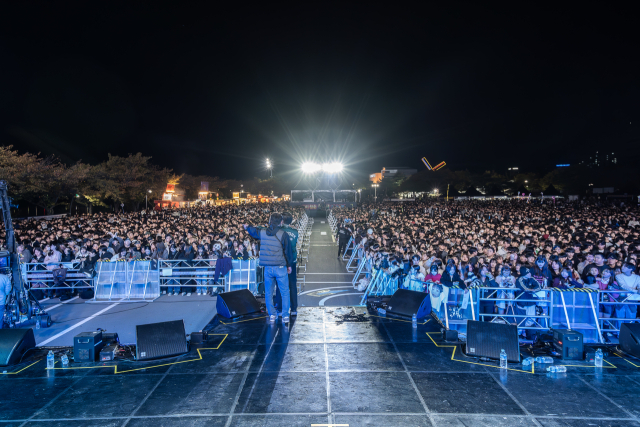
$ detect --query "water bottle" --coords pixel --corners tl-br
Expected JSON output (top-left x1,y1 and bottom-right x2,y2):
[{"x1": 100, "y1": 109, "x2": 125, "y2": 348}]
[
  {"x1": 35, "y1": 314, "x2": 41, "y2": 330},
  {"x1": 595, "y1": 349, "x2": 603, "y2": 368},
  {"x1": 377, "y1": 307, "x2": 386, "y2": 316},
  {"x1": 47, "y1": 351, "x2": 55, "y2": 369},
  {"x1": 521, "y1": 357, "x2": 534, "y2": 367},
  {"x1": 412, "y1": 314, "x2": 417, "y2": 328},
  {"x1": 534, "y1": 356, "x2": 554, "y2": 364},
  {"x1": 500, "y1": 349, "x2": 507, "y2": 369},
  {"x1": 61, "y1": 354, "x2": 69, "y2": 368},
  {"x1": 547, "y1": 365, "x2": 567, "y2": 373}
]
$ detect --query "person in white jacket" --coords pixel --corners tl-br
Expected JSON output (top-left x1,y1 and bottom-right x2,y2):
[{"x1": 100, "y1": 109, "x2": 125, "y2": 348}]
[{"x1": 615, "y1": 262, "x2": 640, "y2": 327}]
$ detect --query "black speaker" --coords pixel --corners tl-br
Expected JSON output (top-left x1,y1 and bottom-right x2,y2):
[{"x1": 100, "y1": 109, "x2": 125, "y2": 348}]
[
  {"x1": 216, "y1": 289, "x2": 262, "y2": 319},
  {"x1": 0, "y1": 328, "x2": 36, "y2": 367},
  {"x1": 619, "y1": 323, "x2": 640, "y2": 358},
  {"x1": 552, "y1": 329, "x2": 583, "y2": 360},
  {"x1": 136, "y1": 320, "x2": 188, "y2": 361},
  {"x1": 466, "y1": 320, "x2": 520, "y2": 363},
  {"x1": 74, "y1": 331, "x2": 104, "y2": 362},
  {"x1": 385, "y1": 289, "x2": 432, "y2": 319}
]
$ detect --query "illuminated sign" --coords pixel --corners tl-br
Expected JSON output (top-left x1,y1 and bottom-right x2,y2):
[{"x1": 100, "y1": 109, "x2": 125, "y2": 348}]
[
  {"x1": 232, "y1": 192, "x2": 240, "y2": 199},
  {"x1": 556, "y1": 164, "x2": 570, "y2": 167}
]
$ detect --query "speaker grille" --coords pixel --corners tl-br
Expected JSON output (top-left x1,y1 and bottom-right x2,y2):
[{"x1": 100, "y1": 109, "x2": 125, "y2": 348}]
[
  {"x1": 466, "y1": 320, "x2": 520, "y2": 362},
  {"x1": 136, "y1": 320, "x2": 188, "y2": 361}
]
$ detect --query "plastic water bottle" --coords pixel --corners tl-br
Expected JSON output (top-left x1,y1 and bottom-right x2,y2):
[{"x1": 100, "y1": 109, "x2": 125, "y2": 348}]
[
  {"x1": 412, "y1": 314, "x2": 417, "y2": 328},
  {"x1": 521, "y1": 357, "x2": 534, "y2": 367},
  {"x1": 47, "y1": 351, "x2": 55, "y2": 369},
  {"x1": 595, "y1": 349, "x2": 603, "y2": 368},
  {"x1": 547, "y1": 365, "x2": 567, "y2": 373},
  {"x1": 61, "y1": 354, "x2": 69, "y2": 368},
  {"x1": 377, "y1": 307, "x2": 386, "y2": 316},
  {"x1": 534, "y1": 356, "x2": 554, "y2": 364},
  {"x1": 500, "y1": 349, "x2": 507, "y2": 369},
  {"x1": 35, "y1": 314, "x2": 41, "y2": 330}
]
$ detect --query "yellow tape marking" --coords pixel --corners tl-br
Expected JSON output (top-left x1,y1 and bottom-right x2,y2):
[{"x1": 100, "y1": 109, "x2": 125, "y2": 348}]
[
  {"x1": 46, "y1": 334, "x2": 228, "y2": 374},
  {"x1": 0, "y1": 360, "x2": 41, "y2": 375}
]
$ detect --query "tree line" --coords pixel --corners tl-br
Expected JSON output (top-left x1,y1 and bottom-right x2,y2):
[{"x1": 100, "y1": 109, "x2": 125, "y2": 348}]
[{"x1": 0, "y1": 146, "x2": 290, "y2": 215}]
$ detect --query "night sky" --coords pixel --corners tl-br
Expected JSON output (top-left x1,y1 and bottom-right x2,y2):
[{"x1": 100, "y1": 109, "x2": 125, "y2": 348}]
[{"x1": 1, "y1": 2, "x2": 637, "y2": 180}]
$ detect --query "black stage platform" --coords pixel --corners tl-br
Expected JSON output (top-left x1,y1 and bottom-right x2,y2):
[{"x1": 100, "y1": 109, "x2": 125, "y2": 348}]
[{"x1": 2, "y1": 306, "x2": 640, "y2": 427}]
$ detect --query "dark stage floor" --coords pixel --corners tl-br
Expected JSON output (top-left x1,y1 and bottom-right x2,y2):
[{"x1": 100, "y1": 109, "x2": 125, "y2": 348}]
[{"x1": 3, "y1": 306, "x2": 640, "y2": 427}]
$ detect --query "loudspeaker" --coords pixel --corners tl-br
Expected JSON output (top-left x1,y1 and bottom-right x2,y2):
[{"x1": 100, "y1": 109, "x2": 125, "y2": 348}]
[
  {"x1": 619, "y1": 323, "x2": 640, "y2": 358},
  {"x1": 216, "y1": 289, "x2": 262, "y2": 319},
  {"x1": 74, "y1": 331, "x2": 104, "y2": 362},
  {"x1": 466, "y1": 320, "x2": 520, "y2": 363},
  {"x1": 552, "y1": 329, "x2": 583, "y2": 360},
  {"x1": 0, "y1": 328, "x2": 36, "y2": 367},
  {"x1": 136, "y1": 320, "x2": 188, "y2": 361},
  {"x1": 385, "y1": 289, "x2": 432, "y2": 319}
]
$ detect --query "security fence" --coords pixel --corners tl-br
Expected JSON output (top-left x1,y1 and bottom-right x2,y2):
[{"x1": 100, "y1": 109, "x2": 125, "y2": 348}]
[{"x1": 357, "y1": 268, "x2": 638, "y2": 344}]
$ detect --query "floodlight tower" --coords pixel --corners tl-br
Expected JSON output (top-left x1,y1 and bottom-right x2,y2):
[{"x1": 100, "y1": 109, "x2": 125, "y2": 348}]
[{"x1": 266, "y1": 158, "x2": 272, "y2": 178}]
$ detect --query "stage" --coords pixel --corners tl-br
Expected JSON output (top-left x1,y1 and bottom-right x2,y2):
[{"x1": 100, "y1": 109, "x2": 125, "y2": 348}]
[{"x1": 2, "y1": 306, "x2": 640, "y2": 427}]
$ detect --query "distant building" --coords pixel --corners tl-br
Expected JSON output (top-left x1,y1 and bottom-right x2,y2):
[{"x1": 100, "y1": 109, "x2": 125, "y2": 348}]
[
  {"x1": 369, "y1": 167, "x2": 417, "y2": 183},
  {"x1": 579, "y1": 150, "x2": 617, "y2": 167}
]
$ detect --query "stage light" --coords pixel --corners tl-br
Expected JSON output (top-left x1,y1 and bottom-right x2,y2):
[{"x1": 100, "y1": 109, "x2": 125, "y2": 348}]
[
  {"x1": 322, "y1": 162, "x2": 343, "y2": 173},
  {"x1": 301, "y1": 162, "x2": 321, "y2": 173}
]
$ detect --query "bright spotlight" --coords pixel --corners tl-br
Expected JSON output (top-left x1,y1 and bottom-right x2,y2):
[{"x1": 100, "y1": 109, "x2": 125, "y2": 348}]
[
  {"x1": 301, "y1": 162, "x2": 321, "y2": 173},
  {"x1": 322, "y1": 162, "x2": 343, "y2": 173}
]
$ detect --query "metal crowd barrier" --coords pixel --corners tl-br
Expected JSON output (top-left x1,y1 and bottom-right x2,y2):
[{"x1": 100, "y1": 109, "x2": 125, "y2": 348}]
[
  {"x1": 341, "y1": 236, "x2": 355, "y2": 261},
  {"x1": 158, "y1": 258, "x2": 260, "y2": 295},
  {"x1": 22, "y1": 261, "x2": 94, "y2": 292},
  {"x1": 597, "y1": 289, "x2": 640, "y2": 335},
  {"x1": 550, "y1": 288, "x2": 602, "y2": 343},
  {"x1": 477, "y1": 286, "x2": 552, "y2": 334},
  {"x1": 352, "y1": 257, "x2": 372, "y2": 287},
  {"x1": 92, "y1": 260, "x2": 159, "y2": 302}
]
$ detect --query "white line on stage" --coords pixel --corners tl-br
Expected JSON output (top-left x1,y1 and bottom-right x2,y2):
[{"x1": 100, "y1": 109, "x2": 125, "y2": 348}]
[
  {"x1": 319, "y1": 293, "x2": 363, "y2": 306},
  {"x1": 38, "y1": 302, "x2": 121, "y2": 346},
  {"x1": 42, "y1": 296, "x2": 79, "y2": 311},
  {"x1": 299, "y1": 286, "x2": 353, "y2": 296}
]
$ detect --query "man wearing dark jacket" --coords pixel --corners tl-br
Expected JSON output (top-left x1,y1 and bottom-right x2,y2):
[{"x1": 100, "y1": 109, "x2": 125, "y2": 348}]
[
  {"x1": 274, "y1": 212, "x2": 299, "y2": 316},
  {"x1": 244, "y1": 213, "x2": 293, "y2": 324},
  {"x1": 336, "y1": 220, "x2": 351, "y2": 259}
]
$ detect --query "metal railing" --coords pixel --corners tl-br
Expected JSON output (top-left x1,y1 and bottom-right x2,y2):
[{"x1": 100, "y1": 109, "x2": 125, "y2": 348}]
[
  {"x1": 597, "y1": 289, "x2": 640, "y2": 334},
  {"x1": 477, "y1": 286, "x2": 552, "y2": 333},
  {"x1": 22, "y1": 261, "x2": 94, "y2": 292},
  {"x1": 92, "y1": 260, "x2": 159, "y2": 302}
]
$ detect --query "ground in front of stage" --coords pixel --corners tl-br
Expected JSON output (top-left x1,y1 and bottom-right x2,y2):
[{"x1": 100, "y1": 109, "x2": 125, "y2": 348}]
[{"x1": 2, "y1": 306, "x2": 640, "y2": 427}]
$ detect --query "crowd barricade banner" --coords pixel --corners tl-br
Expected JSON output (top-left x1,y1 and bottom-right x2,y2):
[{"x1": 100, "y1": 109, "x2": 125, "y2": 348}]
[
  {"x1": 227, "y1": 259, "x2": 259, "y2": 294},
  {"x1": 22, "y1": 261, "x2": 94, "y2": 292},
  {"x1": 597, "y1": 289, "x2": 640, "y2": 337},
  {"x1": 93, "y1": 261, "x2": 128, "y2": 301},
  {"x1": 550, "y1": 288, "x2": 602, "y2": 343},
  {"x1": 126, "y1": 260, "x2": 160, "y2": 301},
  {"x1": 429, "y1": 283, "x2": 476, "y2": 336},
  {"x1": 477, "y1": 286, "x2": 552, "y2": 337}
]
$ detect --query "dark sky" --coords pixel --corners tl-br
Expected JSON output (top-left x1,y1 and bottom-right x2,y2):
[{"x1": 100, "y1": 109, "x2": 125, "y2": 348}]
[{"x1": 1, "y1": 2, "x2": 638, "y2": 180}]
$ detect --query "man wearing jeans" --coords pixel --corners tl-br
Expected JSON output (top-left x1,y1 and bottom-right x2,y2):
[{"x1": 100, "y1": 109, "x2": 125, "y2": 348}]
[
  {"x1": 244, "y1": 213, "x2": 293, "y2": 324},
  {"x1": 274, "y1": 211, "x2": 298, "y2": 316}
]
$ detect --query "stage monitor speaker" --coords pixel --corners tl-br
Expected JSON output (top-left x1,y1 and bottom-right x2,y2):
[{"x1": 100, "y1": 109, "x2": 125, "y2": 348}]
[
  {"x1": 0, "y1": 328, "x2": 36, "y2": 367},
  {"x1": 385, "y1": 289, "x2": 431, "y2": 319},
  {"x1": 619, "y1": 323, "x2": 640, "y2": 358},
  {"x1": 216, "y1": 289, "x2": 262, "y2": 319},
  {"x1": 466, "y1": 320, "x2": 520, "y2": 363},
  {"x1": 136, "y1": 320, "x2": 188, "y2": 361}
]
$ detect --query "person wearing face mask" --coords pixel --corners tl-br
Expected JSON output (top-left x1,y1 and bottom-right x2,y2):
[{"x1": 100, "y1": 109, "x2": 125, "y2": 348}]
[
  {"x1": 164, "y1": 245, "x2": 184, "y2": 296},
  {"x1": 515, "y1": 266, "x2": 542, "y2": 339},
  {"x1": 495, "y1": 265, "x2": 516, "y2": 317},
  {"x1": 552, "y1": 268, "x2": 583, "y2": 289},
  {"x1": 531, "y1": 256, "x2": 552, "y2": 288}
]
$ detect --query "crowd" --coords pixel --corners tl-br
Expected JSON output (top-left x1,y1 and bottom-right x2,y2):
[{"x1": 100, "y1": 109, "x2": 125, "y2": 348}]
[
  {"x1": 1, "y1": 204, "x2": 303, "y2": 297},
  {"x1": 333, "y1": 198, "x2": 640, "y2": 337}
]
